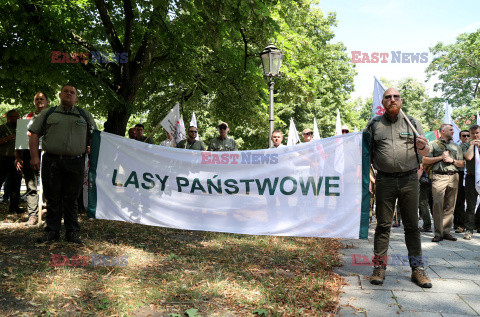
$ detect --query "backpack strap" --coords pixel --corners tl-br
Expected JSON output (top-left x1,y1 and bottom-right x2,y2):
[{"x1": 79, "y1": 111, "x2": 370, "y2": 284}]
[{"x1": 366, "y1": 116, "x2": 382, "y2": 166}]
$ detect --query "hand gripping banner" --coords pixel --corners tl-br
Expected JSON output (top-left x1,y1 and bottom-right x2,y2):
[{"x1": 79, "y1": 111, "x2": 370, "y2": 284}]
[{"x1": 88, "y1": 131, "x2": 370, "y2": 239}]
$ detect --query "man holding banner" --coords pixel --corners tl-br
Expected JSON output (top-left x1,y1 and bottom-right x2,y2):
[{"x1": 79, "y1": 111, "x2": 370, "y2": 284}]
[
  {"x1": 365, "y1": 88, "x2": 432, "y2": 288},
  {"x1": 29, "y1": 85, "x2": 96, "y2": 244},
  {"x1": 462, "y1": 124, "x2": 480, "y2": 240}
]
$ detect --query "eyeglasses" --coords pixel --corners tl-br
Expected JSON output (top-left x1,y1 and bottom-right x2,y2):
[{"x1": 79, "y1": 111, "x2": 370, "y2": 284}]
[
  {"x1": 384, "y1": 95, "x2": 401, "y2": 101},
  {"x1": 303, "y1": 132, "x2": 313, "y2": 136},
  {"x1": 189, "y1": 130, "x2": 198, "y2": 133},
  {"x1": 219, "y1": 126, "x2": 227, "y2": 130}
]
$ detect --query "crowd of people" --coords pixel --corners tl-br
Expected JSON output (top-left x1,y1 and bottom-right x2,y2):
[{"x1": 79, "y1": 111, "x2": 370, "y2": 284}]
[
  {"x1": 366, "y1": 88, "x2": 480, "y2": 290},
  {"x1": 1, "y1": 85, "x2": 479, "y2": 292}
]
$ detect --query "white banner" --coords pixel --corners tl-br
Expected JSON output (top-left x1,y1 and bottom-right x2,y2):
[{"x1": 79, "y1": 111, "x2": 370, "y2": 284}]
[{"x1": 89, "y1": 131, "x2": 368, "y2": 238}]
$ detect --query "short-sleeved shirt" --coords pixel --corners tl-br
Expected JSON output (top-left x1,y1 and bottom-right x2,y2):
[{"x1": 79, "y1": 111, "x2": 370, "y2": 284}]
[
  {"x1": 29, "y1": 105, "x2": 97, "y2": 156},
  {"x1": 462, "y1": 141, "x2": 476, "y2": 175},
  {"x1": 427, "y1": 139, "x2": 463, "y2": 173},
  {"x1": 0, "y1": 123, "x2": 16, "y2": 157},
  {"x1": 208, "y1": 136, "x2": 238, "y2": 151},
  {"x1": 365, "y1": 112, "x2": 423, "y2": 173},
  {"x1": 177, "y1": 139, "x2": 206, "y2": 150}
]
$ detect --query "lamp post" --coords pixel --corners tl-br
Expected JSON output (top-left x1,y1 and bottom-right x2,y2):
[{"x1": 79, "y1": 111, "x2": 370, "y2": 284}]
[{"x1": 260, "y1": 42, "x2": 283, "y2": 148}]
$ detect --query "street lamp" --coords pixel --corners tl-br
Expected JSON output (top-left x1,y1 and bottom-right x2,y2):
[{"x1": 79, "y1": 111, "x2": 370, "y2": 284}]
[{"x1": 260, "y1": 42, "x2": 283, "y2": 148}]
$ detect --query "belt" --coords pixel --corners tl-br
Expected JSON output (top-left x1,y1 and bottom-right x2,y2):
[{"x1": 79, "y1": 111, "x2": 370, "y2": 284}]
[
  {"x1": 377, "y1": 168, "x2": 417, "y2": 178},
  {"x1": 46, "y1": 153, "x2": 84, "y2": 160},
  {"x1": 433, "y1": 171, "x2": 458, "y2": 175}
]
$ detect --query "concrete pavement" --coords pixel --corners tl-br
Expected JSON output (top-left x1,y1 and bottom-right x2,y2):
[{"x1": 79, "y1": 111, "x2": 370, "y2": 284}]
[{"x1": 336, "y1": 222, "x2": 480, "y2": 316}]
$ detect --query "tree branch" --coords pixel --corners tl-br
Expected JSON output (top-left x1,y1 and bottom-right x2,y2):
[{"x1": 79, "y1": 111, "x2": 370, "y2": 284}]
[
  {"x1": 123, "y1": 0, "x2": 134, "y2": 52},
  {"x1": 70, "y1": 32, "x2": 98, "y2": 52},
  {"x1": 240, "y1": 28, "x2": 248, "y2": 71},
  {"x1": 94, "y1": 0, "x2": 124, "y2": 53}
]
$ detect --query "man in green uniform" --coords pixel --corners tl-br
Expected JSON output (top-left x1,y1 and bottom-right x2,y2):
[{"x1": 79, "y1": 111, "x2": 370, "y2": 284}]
[
  {"x1": 0, "y1": 109, "x2": 21, "y2": 214},
  {"x1": 208, "y1": 122, "x2": 238, "y2": 151},
  {"x1": 176, "y1": 126, "x2": 206, "y2": 150},
  {"x1": 134, "y1": 123, "x2": 153, "y2": 144},
  {"x1": 462, "y1": 124, "x2": 480, "y2": 240},
  {"x1": 365, "y1": 88, "x2": 432, "y2": 288},
  {"x1": 16, "y1": 92, "x2": 50, "y2": 225},
  {"x1": 29, "y1": 85, "x2": 97, "y2": 243},
  {"x1": 423, "y1": 124, "x2": 464, "y2": 242},
  {"x1": 453, "y1": 130, "x2": 470, "y2": 233}
]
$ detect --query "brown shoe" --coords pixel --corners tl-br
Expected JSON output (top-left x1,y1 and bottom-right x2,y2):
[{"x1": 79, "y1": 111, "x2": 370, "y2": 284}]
[
  {"x1": 455, "y1": 227, "x2": 465, "y2": 233},
  {"x1": 411, "y1": 266, "x2": 432, "y2": 288},
  {"x1": 443, "y1": 233, "x2": 457, "y2": 241},
  {"x1": 25, "y1": 215, "x2": 38, "y2": 226},
  {"x1": 370, "y1": 266, "x2": 386, "y2": 285},
  {"x1": 432, "y1": 236, "x2": 442, "y2": 242},
  {"x1": 464, "y1": 231, "x2": 473, "y2": 240}
]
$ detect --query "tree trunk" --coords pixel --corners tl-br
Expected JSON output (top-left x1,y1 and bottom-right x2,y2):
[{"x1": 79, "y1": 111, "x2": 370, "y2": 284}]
[{"x1": 103, "y1": 107, "x2": 130, "y2": 136}]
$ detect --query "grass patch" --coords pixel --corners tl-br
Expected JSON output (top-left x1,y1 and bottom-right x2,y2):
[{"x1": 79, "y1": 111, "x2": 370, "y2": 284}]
[{"x1": 0, "y1": 202, "x2": 344, "y2": 316}]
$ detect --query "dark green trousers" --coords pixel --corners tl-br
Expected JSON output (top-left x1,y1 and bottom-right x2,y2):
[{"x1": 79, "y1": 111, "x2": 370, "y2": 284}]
[
  {"x1": 419, "y1": 182, "x2": 432, "y2": 229},
  {"x1": 374, "y1": 172, "x2": 423, "y2": 267},
  {"x1": 464, "y1": 174, "x2": 480, "y2": 231}
]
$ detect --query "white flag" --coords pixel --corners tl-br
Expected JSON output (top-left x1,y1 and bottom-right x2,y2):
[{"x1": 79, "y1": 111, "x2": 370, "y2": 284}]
[
  {"x1": 176, "y1": 114, "x2": 186, "y2": 143},
  {"x1": 313, "y1": 117, "x2": 321, "y2": 140},
  {"x1": 475, "y1": 146, "x2": 480, "y2": 195},
  {"x1": 477, "y1": 111, "x2": 480, "y2": 126},
  {"x1": 287, "y1": 118, "x2": 300, "y2": 146},
  {"x1": 372, "y1": 76, "x2": 386, "y2": 118},
  {"x1": 190, "y1": 112, "x2": 200, "y2": 140},
  {"x1": 335, "y1": 109, "x2": 342, "y2": 136},
  {"x1": 160, "y1": 103, "x2": 180, "y2": 137},
  {"x1": 354, "y1": 126, "x2": 358, "y2": 132},
  {"x1": 443, "y1": 103, "x2": 461, "y2": 144}
]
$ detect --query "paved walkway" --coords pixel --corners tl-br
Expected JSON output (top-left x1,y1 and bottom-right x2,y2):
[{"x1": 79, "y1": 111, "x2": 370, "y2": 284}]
[{"x1": 335, "y1": 222, "x2": 480, "y2": 316}]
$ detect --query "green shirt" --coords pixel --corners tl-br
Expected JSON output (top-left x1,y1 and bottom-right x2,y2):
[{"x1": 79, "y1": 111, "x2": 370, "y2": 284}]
[
  {"x1": 427, "y1": 139, "x2": 463, "y2": 173},
  {"x1": 207, "y1": 136, "x2": 238, "y2": 151},
  {"x1": 29, "y1": 105, "x2": 97, "y2": 156},
  {"x1": 176, "y1": 139, "x2": 206, "y2": 151},
  {"x1": 0, "y1": 123, "x2": 16, "y2": 157},
  {"x1": 138, "y1": 135, "x2": 154, "y2": 144},
  {"x1": 462, "y1": 141, "x2": 476, "y2": 175},
  {"x1": 365, "y1": 112, "x2": 424, "y2": 173}
]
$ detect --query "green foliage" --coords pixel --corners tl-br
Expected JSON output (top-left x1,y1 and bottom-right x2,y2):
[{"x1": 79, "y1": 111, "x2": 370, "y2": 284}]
[
  {"x1": 426, "y1": 28, "x2": 480, "y2": 129},
  {"x1": 0, "y1": 0, "x2": 355, "y2": 149}
]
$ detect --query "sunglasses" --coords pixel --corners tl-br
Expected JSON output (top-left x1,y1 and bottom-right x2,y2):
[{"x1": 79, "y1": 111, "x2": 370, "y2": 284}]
[
  {"x1": 219, "y1": 126, "x2": 227, "y2": 130},
  {"x1": 384, "y1": 95, "x2": 401, "y2": 101},
  {"x1": 189, "y1": 130, "x2": 198, "y2": 133},
  {"x1": 461, "y1": 134, "x2": 469, "y2": 137},
  {"x1": 303, "y1": 132, "x2": 313, "y2": 136}
]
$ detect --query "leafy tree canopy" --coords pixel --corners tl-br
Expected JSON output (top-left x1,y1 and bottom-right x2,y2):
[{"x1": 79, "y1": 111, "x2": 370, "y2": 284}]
[{"x1": 0, "y1": 0, "x2": 355, "y2": 149}]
